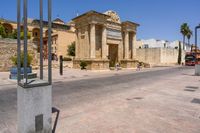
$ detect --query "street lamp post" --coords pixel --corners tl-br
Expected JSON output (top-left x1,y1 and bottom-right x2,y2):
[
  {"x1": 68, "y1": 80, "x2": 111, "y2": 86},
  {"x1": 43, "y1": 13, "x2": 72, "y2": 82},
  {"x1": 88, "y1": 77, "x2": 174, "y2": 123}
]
[{"x1": 195, "y1": 24, "x2": 200, "y2": 76}]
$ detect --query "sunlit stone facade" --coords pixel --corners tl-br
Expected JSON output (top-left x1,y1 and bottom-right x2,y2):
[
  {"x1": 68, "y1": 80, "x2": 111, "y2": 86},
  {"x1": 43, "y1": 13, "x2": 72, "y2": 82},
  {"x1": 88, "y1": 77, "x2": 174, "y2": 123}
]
[{"x1": 72, "y1": 10, "x2": 140, "y2": 70}]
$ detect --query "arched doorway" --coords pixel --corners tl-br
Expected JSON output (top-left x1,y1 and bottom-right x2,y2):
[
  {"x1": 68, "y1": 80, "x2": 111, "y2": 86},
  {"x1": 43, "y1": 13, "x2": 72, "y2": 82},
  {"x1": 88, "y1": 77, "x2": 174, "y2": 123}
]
[
  {"x1": 33, "y1": 38, "x2": 40, "y2": 53},
  {"x1": 45, "y1": 30, "x2": 53, "y2": 37},
  {"x1": 108, "y1": 44, "x2": 118, "y2": 67},
  {"x1": 32, "y1": 28, "x2": 40, "y2": 38}
]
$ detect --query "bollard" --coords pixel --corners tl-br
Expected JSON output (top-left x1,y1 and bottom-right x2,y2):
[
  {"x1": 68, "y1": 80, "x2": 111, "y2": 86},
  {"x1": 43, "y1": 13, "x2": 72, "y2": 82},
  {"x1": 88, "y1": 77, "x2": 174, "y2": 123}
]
[{"x1": 60, "y1": 56, "x2": 63, "y2": 75}]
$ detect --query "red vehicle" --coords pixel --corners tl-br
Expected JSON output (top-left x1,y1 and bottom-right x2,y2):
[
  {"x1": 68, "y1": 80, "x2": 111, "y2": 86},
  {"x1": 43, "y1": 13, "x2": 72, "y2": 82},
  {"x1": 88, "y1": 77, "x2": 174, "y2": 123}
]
[{"x1": 185, "y1": 52, "x2": 200, "y2": 66}]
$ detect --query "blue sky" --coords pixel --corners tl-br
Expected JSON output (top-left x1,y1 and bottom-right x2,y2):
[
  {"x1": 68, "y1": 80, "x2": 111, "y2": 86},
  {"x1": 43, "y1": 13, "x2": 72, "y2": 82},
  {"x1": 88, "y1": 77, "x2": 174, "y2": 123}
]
[{"x1": 1, "y1": 0, "x2": 200, "y2": 44}]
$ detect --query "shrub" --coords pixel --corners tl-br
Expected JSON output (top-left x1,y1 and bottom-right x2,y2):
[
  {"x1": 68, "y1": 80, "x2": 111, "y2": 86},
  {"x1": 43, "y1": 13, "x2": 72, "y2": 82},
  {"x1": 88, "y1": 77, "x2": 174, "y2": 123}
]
[
  {"x1": 0, "y1": 24, "x2": 6, "y2": 38},
  {"x1": 12, "y1": 30, "x2": 17, "y2": 39},
  {"x1": 67, "y1": 42, "x2": 75, "y2": 56},
  {"x1": 20, "y1": 32, "x2": 31, "y2": 40},
  {"x1": 11, "y1": 53, "x2": 33, "y2": 67},
  {"x1": 63, "y1": 57, "x2": 72, "y2": 61},
  {"x1": 80, "y1": 61, "x2": 87, "y2": 70}
]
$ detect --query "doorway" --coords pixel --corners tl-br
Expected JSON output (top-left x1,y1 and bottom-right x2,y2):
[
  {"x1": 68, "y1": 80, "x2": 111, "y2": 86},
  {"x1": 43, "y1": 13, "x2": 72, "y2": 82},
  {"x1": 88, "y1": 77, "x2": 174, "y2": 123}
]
[{"x1": 108, "y1": 44, "x2": 118, "y2": 67}]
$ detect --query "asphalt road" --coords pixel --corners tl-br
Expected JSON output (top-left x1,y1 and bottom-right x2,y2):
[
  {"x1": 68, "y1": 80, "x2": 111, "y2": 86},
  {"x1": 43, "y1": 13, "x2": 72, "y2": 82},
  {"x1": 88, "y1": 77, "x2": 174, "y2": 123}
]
[{"x1": 0, "y1": 66, "x2": 196, "y2": 133}]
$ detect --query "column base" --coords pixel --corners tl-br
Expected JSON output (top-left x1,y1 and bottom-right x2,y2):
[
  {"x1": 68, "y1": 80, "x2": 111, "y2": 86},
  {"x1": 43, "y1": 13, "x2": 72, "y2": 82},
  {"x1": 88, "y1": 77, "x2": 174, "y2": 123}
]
[
  {"x1": 73, "y1": 59, "x2": 110, "y2": 70},
  {"x1": 17, "y1": 85, "x2": 52, "y2": 133},
  {"x1": 120, "y1": 59, "x2": 139, "y2": 68}
]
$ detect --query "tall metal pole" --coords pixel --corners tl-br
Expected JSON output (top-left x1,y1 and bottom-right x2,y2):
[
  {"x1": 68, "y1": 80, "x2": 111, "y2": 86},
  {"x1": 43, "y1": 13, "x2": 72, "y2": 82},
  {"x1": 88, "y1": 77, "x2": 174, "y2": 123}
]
[
  {"x1": 195, "y1": 27, "x2": 198, "y2": 56},
  {"x1": 195, "y1": 25, "x2": 200, "y2": 64},
  {"x1": 23, "y1": 0, "x2": 28, "y2": 84},
  {"x1": 17, "y1": 0, "x2": 21, "y2": 83},
  {"x1": 48, "y1": 0, "x2": 52, "y2": 84},
  {"x1": 40, "y1": 0, "x2": 44, "y2": 79}
]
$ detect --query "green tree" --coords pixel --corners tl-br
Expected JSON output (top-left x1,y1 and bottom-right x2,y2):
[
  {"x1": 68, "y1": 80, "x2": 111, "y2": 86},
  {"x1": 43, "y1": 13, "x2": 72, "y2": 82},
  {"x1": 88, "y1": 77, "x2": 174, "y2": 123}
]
[
  {"x1": 12, "y1": 30, "x2": 18, "y2": 39},
  {"x1": 0, "y1": 24, "x2": 6, "y2": 38},
  {"x1": 186, "y1": 28, "x2": 192, "y2": 45},
  {"x1": 178, "y1": 41, "x2": 182, "y2": 65},
  {"x1": 67, "y1": 41, "x2": 75, "y2": 56},
  {"x1": 180, "y1": 23, "x2": 189, "y2": 50}
]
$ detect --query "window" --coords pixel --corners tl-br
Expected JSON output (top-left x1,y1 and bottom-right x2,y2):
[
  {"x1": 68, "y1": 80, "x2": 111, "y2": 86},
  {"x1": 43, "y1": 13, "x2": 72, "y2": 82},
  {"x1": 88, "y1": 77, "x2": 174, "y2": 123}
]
[
  {"x1": 55, "y1": 38, "x2": 57, "y2": 44},
  {"x1": 144, "y1": 44, "x2": 149, "y2": 48}
]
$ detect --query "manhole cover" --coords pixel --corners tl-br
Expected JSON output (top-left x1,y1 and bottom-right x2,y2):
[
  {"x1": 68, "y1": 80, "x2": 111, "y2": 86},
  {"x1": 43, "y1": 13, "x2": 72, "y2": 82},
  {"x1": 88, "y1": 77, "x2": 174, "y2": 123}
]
[
  {"x1": 126, "y1": 97, "x2": 143, "y2": 101},
  {"x1": 191, "y1": 98, "x2": 200, "y2": 104},
  {"x1": 186, "y1": 86, "x2": 199, "y2": 89},
  {"x1": 184, "y1": 89, "x2": 196, "y2": 92}
]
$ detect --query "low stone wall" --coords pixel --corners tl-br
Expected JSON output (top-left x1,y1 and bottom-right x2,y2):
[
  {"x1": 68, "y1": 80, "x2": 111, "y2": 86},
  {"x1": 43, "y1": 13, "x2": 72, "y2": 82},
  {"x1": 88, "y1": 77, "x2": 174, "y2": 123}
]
[
  {"x1": 73, "y1": 59, "x2": 109, "y2": 70},
  {"x1": 0, "y1": 39, "x2": 38, "y2": 72},
  {"x1": 136, "y1": 48, "x2": 185, "y2": 66},
  {"x1": 120, "y1": 59, "x2": 138, "y2": 68}
]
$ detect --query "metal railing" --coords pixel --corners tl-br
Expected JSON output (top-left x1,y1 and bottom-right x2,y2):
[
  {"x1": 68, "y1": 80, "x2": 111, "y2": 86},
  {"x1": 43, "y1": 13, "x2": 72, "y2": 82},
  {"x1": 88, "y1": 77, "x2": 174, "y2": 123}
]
[{"x1": 17, "y1": 0, "x2": 52, "y2": 88}]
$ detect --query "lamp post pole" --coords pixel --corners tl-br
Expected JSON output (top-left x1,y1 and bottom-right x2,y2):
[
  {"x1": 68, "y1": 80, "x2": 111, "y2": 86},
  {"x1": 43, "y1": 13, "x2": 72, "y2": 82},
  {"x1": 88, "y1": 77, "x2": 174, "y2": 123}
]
[
  {"x1": 195, "y1": 25, "x2": 200, "y2": 56},
  {"x1": 194, "y1": 24, "x2": 200, "y2": 76}
]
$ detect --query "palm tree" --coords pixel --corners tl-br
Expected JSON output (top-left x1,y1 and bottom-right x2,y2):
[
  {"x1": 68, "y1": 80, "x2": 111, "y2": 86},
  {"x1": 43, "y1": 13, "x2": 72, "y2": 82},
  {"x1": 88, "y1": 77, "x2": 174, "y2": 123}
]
[
  {"x1": 186, "y1": 29, "x2": 193, "y2": 45},
  {"x1": 180, "y1": 23, "x2": 189, "y2": 50}
]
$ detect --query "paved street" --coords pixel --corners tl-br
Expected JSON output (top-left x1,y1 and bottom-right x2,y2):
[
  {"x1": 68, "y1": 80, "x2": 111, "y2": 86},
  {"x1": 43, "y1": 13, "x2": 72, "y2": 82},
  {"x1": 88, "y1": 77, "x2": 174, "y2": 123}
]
[{"x1": 0, "y1": 66, "x2": 200, "y2": 133}]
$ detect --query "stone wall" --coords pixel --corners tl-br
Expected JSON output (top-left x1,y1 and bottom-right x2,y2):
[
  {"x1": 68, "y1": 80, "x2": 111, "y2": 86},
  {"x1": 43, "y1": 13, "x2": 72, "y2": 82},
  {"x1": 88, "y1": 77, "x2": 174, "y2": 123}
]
[
  {"x1": 136, "y1": 48, "x2": 185, "y2": 66},
  {"x1": 0, "y1": 39, "x2": 38, "y2": 72}
]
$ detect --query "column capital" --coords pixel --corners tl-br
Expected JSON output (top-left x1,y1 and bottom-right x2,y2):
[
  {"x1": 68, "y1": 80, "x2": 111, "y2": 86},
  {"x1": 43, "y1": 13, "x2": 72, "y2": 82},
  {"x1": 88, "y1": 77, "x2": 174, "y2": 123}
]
[
  {"x1": 89, "y1": 22, "x2": 97, "y2": 25},
  {"x1": 102, "y1": 24, "x2": 107, "y2": 28}
]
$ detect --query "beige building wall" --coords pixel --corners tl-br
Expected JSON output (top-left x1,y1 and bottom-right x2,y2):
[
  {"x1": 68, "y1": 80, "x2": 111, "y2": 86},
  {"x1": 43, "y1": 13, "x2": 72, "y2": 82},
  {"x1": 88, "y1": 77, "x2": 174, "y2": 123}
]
[
  {"x1": 0, "y1": 39, "x2": 38, "y2": 71},
  {"x1": 56, "y1": 30, "x2": 75, "y2": 58},
  {"x1": 135, "y1": 40, "x2": 143, "y2": 49},
  {"x1": 136, "y1": 48, "x2": 182, "y2": 66}
]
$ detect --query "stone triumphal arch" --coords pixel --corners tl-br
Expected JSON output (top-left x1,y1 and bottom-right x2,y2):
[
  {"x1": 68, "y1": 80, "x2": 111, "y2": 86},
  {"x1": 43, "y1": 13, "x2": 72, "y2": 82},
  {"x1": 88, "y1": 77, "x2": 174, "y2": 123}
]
[{"x1": 73, "y1": 10, "x2": 140, "y2": 70}]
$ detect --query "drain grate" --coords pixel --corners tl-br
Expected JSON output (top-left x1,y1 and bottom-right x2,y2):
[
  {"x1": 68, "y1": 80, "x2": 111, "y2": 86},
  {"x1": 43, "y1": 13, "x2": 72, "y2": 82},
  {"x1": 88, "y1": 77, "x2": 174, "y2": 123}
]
[
  {"x1": 186, "y1": 86, "x2": 199, "y2": 89},
  {"x1": 191, "y1": 98, "x2": 200, "y2": 104},
  {"x1": 184, "y1": 89, "x2": 196, "y2": 92},
  {"x1": 126, "y1": 97, "x2": 143, "y2": 101}
]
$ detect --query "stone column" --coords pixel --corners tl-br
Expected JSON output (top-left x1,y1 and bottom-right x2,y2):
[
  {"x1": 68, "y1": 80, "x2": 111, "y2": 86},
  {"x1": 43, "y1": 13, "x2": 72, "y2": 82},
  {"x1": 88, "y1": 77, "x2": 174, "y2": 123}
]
[
  {"x1": 75, "y1": 30, "x2": 79, "y2": 59},
  {"x1": 124, "y1": 31, "x2": 129, "y2": 59},
  {"x1": 102, "y1": 25, "x2": 108, "y2": 59},
  {"x1": 90, "y1": 23, "x2": 96, "y2": 59},
  {"x1": 132, "y1": 33, "x2": 137, "y2": 59}
]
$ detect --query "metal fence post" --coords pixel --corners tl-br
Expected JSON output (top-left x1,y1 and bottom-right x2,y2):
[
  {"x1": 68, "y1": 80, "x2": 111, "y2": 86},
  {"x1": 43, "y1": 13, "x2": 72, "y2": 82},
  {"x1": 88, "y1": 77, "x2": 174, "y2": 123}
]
[
  {"x1": 17, "y1": 0, "x2": 21, "y2": 83},
  {"x1": 40, "y1": 0, "x2": 44, "y2": 79}
]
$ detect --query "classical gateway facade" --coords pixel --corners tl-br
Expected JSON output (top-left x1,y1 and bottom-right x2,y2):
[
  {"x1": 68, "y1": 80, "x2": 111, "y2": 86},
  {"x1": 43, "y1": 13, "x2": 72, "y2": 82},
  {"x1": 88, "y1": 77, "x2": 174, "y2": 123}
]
[{"x1": 72, "y1": 10, "x2": 140, "y2": 70}]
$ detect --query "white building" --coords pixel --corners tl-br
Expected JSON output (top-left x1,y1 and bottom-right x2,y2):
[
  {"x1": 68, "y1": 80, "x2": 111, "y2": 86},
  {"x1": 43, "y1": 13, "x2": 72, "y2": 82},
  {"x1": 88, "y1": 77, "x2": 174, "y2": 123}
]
[{"x1": 138, "y1": 39, "x2": 191, "y2": 52}]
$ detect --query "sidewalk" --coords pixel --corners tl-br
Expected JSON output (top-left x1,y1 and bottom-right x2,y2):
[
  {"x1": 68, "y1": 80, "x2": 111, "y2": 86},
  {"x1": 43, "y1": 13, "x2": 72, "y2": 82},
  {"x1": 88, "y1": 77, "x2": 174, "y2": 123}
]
[{"x1": 0, "y1": 66, "x2": 181, "y2": 87}]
